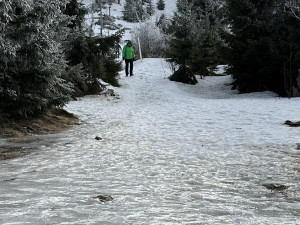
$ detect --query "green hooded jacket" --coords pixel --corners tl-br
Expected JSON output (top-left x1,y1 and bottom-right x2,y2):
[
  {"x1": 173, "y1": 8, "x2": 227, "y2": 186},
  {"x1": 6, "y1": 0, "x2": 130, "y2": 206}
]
[{"x1": 122, "y1": 44, "x2": 135, "y2": 60}]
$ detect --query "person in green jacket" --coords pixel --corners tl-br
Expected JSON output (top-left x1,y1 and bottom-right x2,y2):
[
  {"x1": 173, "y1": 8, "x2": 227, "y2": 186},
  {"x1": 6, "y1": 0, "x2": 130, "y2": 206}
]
[{"x1": 122, "y1": 40, "x2": 135, "y2": 76}]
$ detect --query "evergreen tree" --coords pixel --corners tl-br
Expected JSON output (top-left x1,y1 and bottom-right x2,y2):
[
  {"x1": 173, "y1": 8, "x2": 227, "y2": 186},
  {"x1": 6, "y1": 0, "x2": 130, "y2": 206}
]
[
  {"x1": 94, "y1": 0, "x2": 122, "y2": 36},
  {"x1": 156, "y1": 13, "x2": 168, "y2": 32},
  {"x1": 62, "y1": 0, "x2": 89, "y2": 97},
  {"x1": 0, "y1": 0, "x2": 12, "y2": 44},
  {"x1": 0, "y1": 0, "x2": 14, "y2": 66},
  {"x1": 66, "y1": 0, "x2": 123, "y2": 95},
  {"x1": 168, "y1": 0, "x2": 195, "y2": 67},
  {"x1": 0, "y1": 0, "x2": 15, "y2": 112},
  {"x1": 1, "y1": 0, "x2": 72, "y2": 116},
  {"x1": 124, "y1": 0, "x2": 141, "y2": 22},
  {"x1": 285, "y1": 0, "x2": 300, "y2": 21},
  {"x1": 82, "y1": 32, "x2": 123, "y2": 88},
  {"x1": 145, "y1": 0, "x2": 155, "y2": 16},
  {"x1": 223, "y1": 0, "x2": 300, "y2": 96},
  {"x1": 157, "y1": 0, "x2": 165, "y2": 10},
  {"x1": 188, "y1": 0, "x2": 222, "y2": 75},
  {"x1": 123, "y1": 0, "x2": 149, "y2": 22},
  {"x1": 167, "y1": 0, "x2": 198, "y2": 84},
  {"x1": 167, "y1": 0, "x2": 222, "y2": 78},
  {"x1": 64, "y1": 0, "x2": 88, "y2": 30}
]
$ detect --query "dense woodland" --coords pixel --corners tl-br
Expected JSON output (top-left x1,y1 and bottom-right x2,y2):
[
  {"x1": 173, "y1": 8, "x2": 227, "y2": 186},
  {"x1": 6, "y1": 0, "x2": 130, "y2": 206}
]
[{"x1": 1, "y1": 0, "x2": 300, "y2": 118}]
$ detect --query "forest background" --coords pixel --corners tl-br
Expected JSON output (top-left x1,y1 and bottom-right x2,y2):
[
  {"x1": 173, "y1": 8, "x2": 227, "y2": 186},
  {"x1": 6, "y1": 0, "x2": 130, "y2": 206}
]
[{"x1": 0, "y1": 0, "x2": 300, "y2": 119}]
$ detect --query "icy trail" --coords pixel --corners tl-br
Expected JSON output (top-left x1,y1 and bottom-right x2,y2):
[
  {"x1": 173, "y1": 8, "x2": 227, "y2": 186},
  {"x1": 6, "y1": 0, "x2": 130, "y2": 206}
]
[{"x1": 1, "y1": 59, "x2": 300, "y2": 225}]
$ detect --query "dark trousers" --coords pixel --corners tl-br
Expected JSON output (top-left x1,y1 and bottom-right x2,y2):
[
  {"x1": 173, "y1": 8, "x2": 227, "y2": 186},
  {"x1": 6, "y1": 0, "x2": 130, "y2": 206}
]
[{"x1": 125, "y1": 59, "x2": 133, "y2": 75}]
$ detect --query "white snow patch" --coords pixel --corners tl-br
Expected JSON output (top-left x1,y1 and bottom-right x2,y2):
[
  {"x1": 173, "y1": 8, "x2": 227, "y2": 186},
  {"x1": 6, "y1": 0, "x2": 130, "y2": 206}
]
[
  {"x1": 214, "y1": 64, "x2": 228, "y2": 75},
  {"x1": 1, "y1": 1, "x2": 300, "y2": 225}
]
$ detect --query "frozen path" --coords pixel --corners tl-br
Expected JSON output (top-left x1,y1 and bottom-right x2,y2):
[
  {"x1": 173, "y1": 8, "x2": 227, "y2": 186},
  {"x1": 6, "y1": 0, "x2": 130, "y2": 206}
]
[{"x1": 1, "y1": 59, "x2": 300, "y2": 225}]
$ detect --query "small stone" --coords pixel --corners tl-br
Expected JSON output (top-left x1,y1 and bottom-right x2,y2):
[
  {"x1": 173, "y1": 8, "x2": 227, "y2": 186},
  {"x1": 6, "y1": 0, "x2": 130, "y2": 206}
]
[
  {"x1": 284, "y1": 120, "x2": 300, "y2": 127},
  {"x1": 263, "y1": 183, "x2": 290, "y2": 191},
  {"x1": 95, "y1": 136, "x2": 102, "y2": 140},
  {"x1": 50, "y1": 206, "x2": 60, "y2": 211},
  {"x1": 3, "y1": 178, "x2": 17, "y2": 182},
  {"x1": 94, "y1": 195, "x2": 113, "y2": 202},
  {"x1": 284, "y1": 120, "x2": 292, "y2": 125}
]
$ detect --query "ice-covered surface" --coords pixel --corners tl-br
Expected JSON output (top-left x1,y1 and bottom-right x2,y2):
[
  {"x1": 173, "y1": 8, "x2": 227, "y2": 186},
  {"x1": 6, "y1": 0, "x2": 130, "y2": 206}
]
[
  {"x1": 1, "y1": 1, "x2": 300, "y2": 224},
  {"x1": 1, "y1": 59, "x2": 300, "y2": 225}
]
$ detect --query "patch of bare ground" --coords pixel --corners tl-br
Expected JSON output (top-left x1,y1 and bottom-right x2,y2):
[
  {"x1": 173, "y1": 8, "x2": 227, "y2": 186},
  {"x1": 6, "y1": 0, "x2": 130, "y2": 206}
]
[{"x1": 0, "y1": 108, "x2": 79, "y2": 160}]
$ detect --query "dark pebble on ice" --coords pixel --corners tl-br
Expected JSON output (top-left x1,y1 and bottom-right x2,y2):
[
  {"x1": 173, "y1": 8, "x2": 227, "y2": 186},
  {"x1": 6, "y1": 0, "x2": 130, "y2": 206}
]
[
  {"x1": 3, "y1": 178, "x2": 17, "y2": 182},
  {"x1": 284, "y1": 120, "x2": 300, "y2": 127},
  {"x1": 263, "y1": 183, "x2": 290, "y2": 191},
  {"x1": 95, "y1": 136, "x2": 102, "y2": 140},
  {"x1": 93, "y1": 195, "x2": 113, "y2": 202}
]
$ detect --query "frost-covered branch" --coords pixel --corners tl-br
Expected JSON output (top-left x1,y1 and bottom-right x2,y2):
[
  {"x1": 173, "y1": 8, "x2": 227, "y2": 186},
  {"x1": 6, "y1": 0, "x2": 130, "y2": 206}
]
[{"x1": 285, "y1": 0, "x2": 300, "y2": 20}]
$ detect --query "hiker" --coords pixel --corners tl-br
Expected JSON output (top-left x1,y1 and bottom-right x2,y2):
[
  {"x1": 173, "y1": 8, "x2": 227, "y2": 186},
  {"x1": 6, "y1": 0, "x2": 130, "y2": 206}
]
[{"x1": 122, "y1": 41, "x2": 135, "y2": 76}]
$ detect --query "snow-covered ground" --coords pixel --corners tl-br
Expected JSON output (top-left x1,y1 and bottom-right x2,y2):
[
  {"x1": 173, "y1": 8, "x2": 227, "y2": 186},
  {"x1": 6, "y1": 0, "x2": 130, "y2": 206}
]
[
  {"x1": 1, "y1": 1, "x2": 300, "y2": 225},
  {"x1": 1, "y1": 59, "x2": 300, "y2": 224},
  {"x1": 83, "y1": 0, "x2": 177, "y2": 42}
]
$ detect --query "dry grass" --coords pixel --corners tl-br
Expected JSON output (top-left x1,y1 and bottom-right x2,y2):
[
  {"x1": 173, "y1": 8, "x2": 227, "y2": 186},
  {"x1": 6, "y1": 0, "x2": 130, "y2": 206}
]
[
  {"x1": 0, "y1": 108, "x2": 79, "y2": 139},
  {"x1": 0, "y1": 108, "x2": 79, "y2": 160}
]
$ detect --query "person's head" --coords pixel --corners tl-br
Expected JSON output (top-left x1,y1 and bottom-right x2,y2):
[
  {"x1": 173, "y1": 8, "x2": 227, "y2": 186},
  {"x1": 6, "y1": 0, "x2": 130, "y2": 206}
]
[{"x1": 127, "y1": 41, "x2": 132, "y2": 47}]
